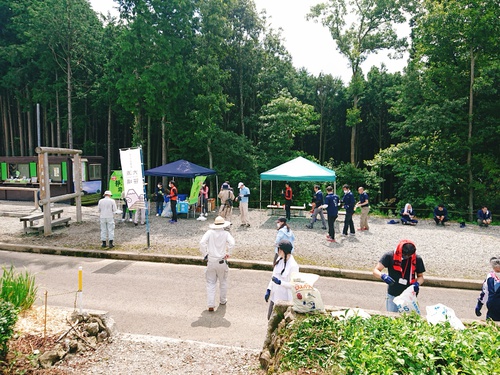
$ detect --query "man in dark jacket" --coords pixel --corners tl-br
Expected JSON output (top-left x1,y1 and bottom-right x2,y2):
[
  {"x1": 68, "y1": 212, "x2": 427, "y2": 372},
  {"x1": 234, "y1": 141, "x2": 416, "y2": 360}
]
[
  {"x1": 306, "y1": 185, "x2": 327, "y2": 230},
  {"x1": 325, "y1": 186, "x2": 340, "y2": 242},
  {"x1": 341, "y1": 184, "x2": 355, "y2": 236}
]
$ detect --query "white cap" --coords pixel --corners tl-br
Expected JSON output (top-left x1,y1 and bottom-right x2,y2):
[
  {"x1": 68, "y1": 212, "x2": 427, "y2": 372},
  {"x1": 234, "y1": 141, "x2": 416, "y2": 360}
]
[
  {"x1": 238, "y1": 182, "x2": 244, "y2": 188},
  {"x1": 104, "y1": 190, "x2": 112, "y2": 196}
]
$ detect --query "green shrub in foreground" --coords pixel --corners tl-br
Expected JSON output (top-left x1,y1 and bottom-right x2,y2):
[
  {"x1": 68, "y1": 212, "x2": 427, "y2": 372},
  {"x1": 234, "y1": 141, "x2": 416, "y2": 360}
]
[
  {"x1": 0, "y1": 299, "x2": 19, "y2": 359},
  {"x1": 277, "y1": 313, "x2": 500, "y2": 374},
  {"x1": 0, "y1": 265, "x2": 38, "y2": 312}
]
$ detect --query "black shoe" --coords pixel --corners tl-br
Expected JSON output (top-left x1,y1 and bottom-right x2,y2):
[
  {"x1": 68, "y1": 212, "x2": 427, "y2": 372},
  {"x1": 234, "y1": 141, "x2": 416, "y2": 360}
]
[
  {"x1": 108, "y1": 240, "x2": 114, "y2": 248},
  {"x1": 101, "y1": 241, "x2": 107, "y2": 248},
  {"x1": 321, "y1": 226, "x2": 327, "y2": 230},
  {"x1": 305, "y1": 224, "x2": 313, "y2": 229}
]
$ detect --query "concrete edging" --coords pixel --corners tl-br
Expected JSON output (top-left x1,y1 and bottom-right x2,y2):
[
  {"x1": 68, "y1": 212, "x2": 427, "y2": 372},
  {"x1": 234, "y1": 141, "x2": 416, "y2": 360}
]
[{"x1": 0, "y1": 242, "x2": 483, "y2": 290}]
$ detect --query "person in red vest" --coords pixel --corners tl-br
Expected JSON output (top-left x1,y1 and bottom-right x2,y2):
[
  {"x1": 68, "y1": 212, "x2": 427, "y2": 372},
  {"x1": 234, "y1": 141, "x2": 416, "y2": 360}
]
[
  {"x1": 168, "y1": 180, "x2": 178, "y2": 223},
  {"x1": 283, "y1": 182, "x2": 293, "y2": 221}
]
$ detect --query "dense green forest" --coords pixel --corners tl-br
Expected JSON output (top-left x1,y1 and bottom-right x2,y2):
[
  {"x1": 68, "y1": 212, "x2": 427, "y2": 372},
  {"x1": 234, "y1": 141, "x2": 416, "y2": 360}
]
[{"x1": 1, "y1": 0, "x2": 499, "y2": 220}]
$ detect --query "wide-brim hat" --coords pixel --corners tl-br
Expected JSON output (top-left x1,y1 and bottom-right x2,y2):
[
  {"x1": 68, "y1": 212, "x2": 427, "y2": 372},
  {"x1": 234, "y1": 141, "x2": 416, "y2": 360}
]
[
  {"x1": 103, "y1": 190, "x2": 112, "y2": 196},
  {"x1": 209, "y1": 216, "x2": 231, "y2": 229}
]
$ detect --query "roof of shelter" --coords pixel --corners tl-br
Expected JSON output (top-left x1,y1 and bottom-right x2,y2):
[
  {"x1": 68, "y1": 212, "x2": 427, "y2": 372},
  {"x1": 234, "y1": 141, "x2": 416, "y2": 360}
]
[{"x1": 260, "y1": 156, "x2": 336, "y2": 182}]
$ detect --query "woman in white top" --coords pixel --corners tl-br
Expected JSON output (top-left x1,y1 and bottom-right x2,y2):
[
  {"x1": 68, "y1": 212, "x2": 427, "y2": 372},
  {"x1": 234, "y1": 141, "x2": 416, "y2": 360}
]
[
  {"x1": 273, "y1": 217, "x2": 296, "y2": 265},
  {"x1": 265, "y1": 239, "x2": 299, "y2": 320}
]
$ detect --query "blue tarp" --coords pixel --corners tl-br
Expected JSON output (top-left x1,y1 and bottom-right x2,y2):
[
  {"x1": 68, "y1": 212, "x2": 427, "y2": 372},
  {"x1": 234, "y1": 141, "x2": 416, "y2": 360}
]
[{"x1": 144, "y1": 159, "x2": 216, "y2": 178}]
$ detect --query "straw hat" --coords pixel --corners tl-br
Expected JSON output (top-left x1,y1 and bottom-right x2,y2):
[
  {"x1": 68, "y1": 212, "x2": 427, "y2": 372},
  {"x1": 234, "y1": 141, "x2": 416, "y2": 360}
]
[{"x1": 209, "y1": 216, "x2": 231, "y2": 229}]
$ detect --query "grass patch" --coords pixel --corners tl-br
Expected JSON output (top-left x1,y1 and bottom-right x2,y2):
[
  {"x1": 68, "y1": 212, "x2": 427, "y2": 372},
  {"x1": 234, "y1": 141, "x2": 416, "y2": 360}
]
[{"x1": 0, "y1": 266, "x2": 38, "y2": 312}]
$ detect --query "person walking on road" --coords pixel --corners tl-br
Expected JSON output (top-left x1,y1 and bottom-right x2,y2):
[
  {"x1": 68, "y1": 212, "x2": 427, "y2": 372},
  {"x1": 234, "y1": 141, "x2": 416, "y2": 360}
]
[
  {"x1": 235, "y1": 182, "x2": 250, "y2": 227},
  {"x1": 264, "y1": 240, "x2": 299, "y2": 320},
  {"x1": 475, "y1": 256, "x2": 500, "y2": 321},
  {"x1": 341, "y1": 184, "x2": 356, "y2": 236},
  {"x1": 373, "y1": 239, "x2": 425, "y2": 313},
  {"x1": 200, "y1": 216, "x2": 235, "y2": 312},
  {"x1": 325, "y1": 186, "x2": 340, "y2": 242},
  {"x1": 98, "y1": 190, "x2": 117, "y2": 248}
]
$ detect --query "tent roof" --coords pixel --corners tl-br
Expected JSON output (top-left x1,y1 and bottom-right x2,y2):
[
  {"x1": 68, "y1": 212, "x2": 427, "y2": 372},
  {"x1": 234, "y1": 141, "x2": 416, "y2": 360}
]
[
  {"x1": 260, "y1": 156, "x2": 336, "y2": 181},
  {"x1": 144, "y1": 159, "x2": 216, "y2": 178}
]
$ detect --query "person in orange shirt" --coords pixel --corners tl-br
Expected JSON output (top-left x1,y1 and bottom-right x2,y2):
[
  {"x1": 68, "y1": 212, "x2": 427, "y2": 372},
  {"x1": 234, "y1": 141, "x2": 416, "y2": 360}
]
[{"x1": 168, "y1": 180, "x2": 178, "y2": 223}]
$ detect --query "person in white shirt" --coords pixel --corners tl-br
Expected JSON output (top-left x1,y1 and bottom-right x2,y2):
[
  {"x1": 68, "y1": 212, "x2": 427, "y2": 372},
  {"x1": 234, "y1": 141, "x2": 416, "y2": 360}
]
[
  {"x1": 264, "y1": 239, "x2": 299, "y2": 320},
  {"x1": 200, "y1": 216, "x2": 235, "y2": 311},
  {"x1": 98, "y1": 190, "x2": 117, "y2": 248}
]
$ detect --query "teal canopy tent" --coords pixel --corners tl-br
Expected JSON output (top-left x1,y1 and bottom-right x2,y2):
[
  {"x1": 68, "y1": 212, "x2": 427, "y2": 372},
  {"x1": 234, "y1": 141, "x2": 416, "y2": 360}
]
[{"x1": 259, "y1": 156, "x2": 336, "y2": 208}]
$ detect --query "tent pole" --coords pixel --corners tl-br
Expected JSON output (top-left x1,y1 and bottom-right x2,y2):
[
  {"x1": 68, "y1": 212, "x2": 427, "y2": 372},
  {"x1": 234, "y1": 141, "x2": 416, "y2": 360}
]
[
  {"x1": 270, "y1": 181, "x2": 273, "y2": 204},
  {"x1": 334, "y1": 181, "x2": 337, "y2": 195},
  {"x1": 216, "y1": 175, "x2": 219, "y2": 210},
  {"x1": 259, "y1": 180, "x2": 262, "y2": 210}
]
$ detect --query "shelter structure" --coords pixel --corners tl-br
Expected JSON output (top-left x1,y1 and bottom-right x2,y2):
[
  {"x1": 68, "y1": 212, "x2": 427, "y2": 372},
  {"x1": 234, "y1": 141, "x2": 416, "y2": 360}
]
[{"x1": 259, "y1": 156, "x2": 336, "y2": 208}]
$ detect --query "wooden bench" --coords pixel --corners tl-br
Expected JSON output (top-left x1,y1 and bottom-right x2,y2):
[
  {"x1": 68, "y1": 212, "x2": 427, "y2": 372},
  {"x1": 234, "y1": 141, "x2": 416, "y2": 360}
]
[
  {"x1": 30, "y1": 217, "x2": 71, "y2": 233},
  {"x1": 20, "y1": 208, "x2": 64, "y2": 233}
]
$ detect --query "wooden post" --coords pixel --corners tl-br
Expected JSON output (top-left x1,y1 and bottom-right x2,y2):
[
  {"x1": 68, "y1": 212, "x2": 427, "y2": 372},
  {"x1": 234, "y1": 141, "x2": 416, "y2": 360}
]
[{"x1": 74, "y1": 153, "x2": 82, "y2": 222}]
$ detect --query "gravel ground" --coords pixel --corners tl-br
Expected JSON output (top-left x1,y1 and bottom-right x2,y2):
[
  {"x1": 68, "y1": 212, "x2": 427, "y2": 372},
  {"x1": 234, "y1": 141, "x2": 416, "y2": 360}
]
[{"x1": 1, "y1": 201, "x2": 499, "y2": 373}]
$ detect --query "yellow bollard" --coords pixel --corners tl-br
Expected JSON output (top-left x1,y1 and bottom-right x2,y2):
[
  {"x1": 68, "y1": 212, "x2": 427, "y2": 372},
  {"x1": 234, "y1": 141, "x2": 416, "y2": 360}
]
[{"x1": 78, "y1": 266, "x2": 83, "y2": 292}]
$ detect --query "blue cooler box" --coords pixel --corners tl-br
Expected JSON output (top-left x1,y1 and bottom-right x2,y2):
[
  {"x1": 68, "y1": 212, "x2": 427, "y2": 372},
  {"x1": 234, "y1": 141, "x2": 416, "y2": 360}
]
[{"x1": 177, "y1": 201, "x2": 189, "y2": 214}]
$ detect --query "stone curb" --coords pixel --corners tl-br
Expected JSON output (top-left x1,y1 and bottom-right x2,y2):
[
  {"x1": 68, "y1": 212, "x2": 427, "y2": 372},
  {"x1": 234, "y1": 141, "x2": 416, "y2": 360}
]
[{"x1": 0, "y1": 242, "x2": 482, "y2": 290}]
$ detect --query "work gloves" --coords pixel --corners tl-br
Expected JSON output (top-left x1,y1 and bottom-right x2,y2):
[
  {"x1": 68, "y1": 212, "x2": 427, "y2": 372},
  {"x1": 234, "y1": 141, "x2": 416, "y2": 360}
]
[
  {"x1": 264, "y1": 289, "x2": 271, "y2": 302},
  {"x1": 272, "y1": 276, "x2": 282, "y2": 285},
  {"x1": 381, "y1": 273, "x2": 395, "y2": 285},
  {"x1": 475, "y1": 301, "x2": 483, "y2": 317}
]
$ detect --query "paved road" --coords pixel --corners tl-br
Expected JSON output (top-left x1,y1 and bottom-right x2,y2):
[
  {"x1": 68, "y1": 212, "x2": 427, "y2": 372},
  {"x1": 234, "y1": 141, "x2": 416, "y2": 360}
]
[{"x1": 0, "y1": 251, "x2": 481, "y2": 350}]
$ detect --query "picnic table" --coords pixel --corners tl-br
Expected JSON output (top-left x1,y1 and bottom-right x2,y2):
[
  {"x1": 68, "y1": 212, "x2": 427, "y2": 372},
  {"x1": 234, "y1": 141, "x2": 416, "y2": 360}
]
[
  {"x1": 266, "y1": 204, "x2": 306, "y2": 217},
  {"x1": 19, "y1": 208, "x2": 70, "y2": 233}
]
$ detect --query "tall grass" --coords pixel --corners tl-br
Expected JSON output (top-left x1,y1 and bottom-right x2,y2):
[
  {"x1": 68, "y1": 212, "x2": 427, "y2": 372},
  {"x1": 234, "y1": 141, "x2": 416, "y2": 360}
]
[{"x1": 0, "y1": 265, "x2": 38, "y2": 312}]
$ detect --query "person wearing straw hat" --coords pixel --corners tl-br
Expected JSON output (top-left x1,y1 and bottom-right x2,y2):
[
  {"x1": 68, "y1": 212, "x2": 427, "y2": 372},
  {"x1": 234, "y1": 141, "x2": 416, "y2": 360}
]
[
  {"x1": 200, "y1": 216, "x2": 235, "y2": 311},
  {"x1": 98, "y1": 190, "x2": 117, "y2": 248}
]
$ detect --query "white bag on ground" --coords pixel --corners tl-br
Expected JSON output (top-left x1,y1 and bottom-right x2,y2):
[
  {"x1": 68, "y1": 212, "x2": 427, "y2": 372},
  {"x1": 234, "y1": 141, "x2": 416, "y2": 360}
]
[
  {"x1": 291, "y1": 272, "x2": 324, "y2": 314},
  {"x1": 393, "y1": 285, "x2": 421, "y2": 314},
  {"x1": 161, "y1": 203, "x2": 172, "y2": 218},
  {"x1": 426, "y1": 304, "x2": 465, "y2": 330}
]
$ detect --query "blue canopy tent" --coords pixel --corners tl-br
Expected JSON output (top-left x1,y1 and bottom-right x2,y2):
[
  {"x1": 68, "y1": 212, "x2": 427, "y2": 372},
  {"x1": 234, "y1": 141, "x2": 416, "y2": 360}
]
[
  {"x1": 259, "y1": 156, "x2": 336, "y2": 208},
  {"x1": 145, "y1": 160, "x2": 217, "y2": 217}
]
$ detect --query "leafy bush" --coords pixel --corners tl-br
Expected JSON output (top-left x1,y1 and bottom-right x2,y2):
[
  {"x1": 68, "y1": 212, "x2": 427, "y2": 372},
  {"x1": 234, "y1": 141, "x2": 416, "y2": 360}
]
[
  {"x1": 0, "y1": 266, "x2": 38, "y2": 312},
  {"x1": 0, "y1": 299, "x2": 18, "y2": 359},
  {"x1": 277, "y1": 313, "x2": 500, "y2": 374}
]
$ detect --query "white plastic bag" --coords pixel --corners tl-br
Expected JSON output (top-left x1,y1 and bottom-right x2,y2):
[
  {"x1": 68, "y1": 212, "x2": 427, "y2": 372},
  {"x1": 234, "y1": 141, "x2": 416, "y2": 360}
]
[
  {"x1": 161, "y1": 204, "x2": 172, "y2": 218},
  {"x1": 426, "y1": 304, "x2": 465, "y2": 330},
  {"x1": 393, "y1": 285, "x2": 421, "y2": 314},
  {"x1": 291, "y1": 272, "x2": 324, "y2": 314}
]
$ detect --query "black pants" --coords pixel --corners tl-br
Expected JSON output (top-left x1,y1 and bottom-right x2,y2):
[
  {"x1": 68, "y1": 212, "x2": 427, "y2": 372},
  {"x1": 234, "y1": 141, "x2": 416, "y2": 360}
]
[
  {"x1": 328, "y1": 214, "x2": 338, "y2": 239},
  {"x1": 285, "y1": 200, "x2": 292, "y2": 220},
  {"x1": 170, "y1": 199, "x2": 177, "y2": 221},
  {"x1": 343, "y1": 211, "x2": 355, "y2": 235}
]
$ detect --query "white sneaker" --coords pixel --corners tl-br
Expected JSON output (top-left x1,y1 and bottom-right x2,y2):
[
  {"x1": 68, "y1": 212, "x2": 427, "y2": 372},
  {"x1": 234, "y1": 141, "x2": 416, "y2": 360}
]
[
  {"x1": 197, "y1": 216, "x2": 203, "y2": 221},
  {"x1": 156, "y1": 214, "x2": 159, "y2": 217},
  {"x1": 128, "y1": 218, "x2": 133, "y2": 222},
  {"x1": 121, "y1": 218, "x2": 125, "y2": 222},
  {"x1": 204, "y1": 213, "x2": 208, "y2": 217}
]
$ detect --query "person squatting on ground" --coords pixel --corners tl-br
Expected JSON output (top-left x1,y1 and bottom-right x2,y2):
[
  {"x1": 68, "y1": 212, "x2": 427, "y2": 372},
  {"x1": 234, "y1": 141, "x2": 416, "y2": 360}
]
[
  {"x1": 218, "y1": 183, "x2": 235, "y2": 222},
  {"x1": 341, "y1": 184, "x2": 356, "y2": 236},
  {"x1": 475, "y1": 256, "x2": 500, "y2": 321},
  {"x1": 236, "y1": 182, "x2": 250, "y2": 227},
  {"x1": 264, "y1": 240, "x2": 299, "y2": 320},
  {"x1": 325, "y1": 186, "x2": 340, "y2": 242},
  {"x1": 356, "y1": 186, "x2": 370, "y2": 231},
  {"x1": 306, "y1": 185, "x2": 327, "y2": 230},
  {"x1": 98, "y1": 190, "x2": 117, "y2": 248},
  {"x1": 199, "y1": 181, "x2": 209, "y2": 217},
  {"x1": 373, "y1": 239, "x2": 425, "y2": 313},
  {"x1": 155, "y1": 182, "x2": 165, "y2": 216},
  {"x1": 168, "y1": 180, "x2": 178, "y2": 223},
  {"x1": 283, "y1": 182, "x2": 293, "y2": 221},
  {"x1": 477, "y1": 206, "x2": 492, "y2": 227},
  {"x1": 273, "y1": 218, "x2": 295, "y2": 265},
  {"x1": 400, "y1": 203, "x2": 418, "y2": 225},
  {"x1": 433, "y1": 204, "x2": 448, "y2": 226},
  {"x1": 200, "y1": 216, "x2": 235, "y2": 312}
]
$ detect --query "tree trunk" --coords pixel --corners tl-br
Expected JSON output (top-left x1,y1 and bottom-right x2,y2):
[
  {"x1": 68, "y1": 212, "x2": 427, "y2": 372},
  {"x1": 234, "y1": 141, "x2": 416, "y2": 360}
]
[
  {"x1": 467, "y1": 47, "x2": 475, "y2": 222},
  {"x1": 147, "y1": 115, "x2": 151, "y2": 187},
  {"x1": 350, "y1": 95, "x2": 359, "y2": 165},
  {"x1": 239, "y1": 61, "x2": 245, "y2": 136},
  {"x1": 27, "y1": 101, "x2": 33, "y2": 156},
  {"x1": 107, "y1": 103, "x2": 112, "y2": 183},
  {"x1": 43, "y1": 105, "x2": 49, "y2": 148},
  {"x1": 1, "y1": 95, "x2": 10, "y2": 156},
  {"x1": 7, "y1": 95, "x2": 15, "y2": 156},
  {"x1": 161, "y1": 116, "x2": 167, "y2": 186},
  {"x1": 17, "y1": 98, "x2": 24, "y2": 156},
  {"x1": 67, "y1": 57, "x2": 73, "y2": 149},
  {"x1": 56, "y1": 85, "x2": 61, "y2": 148}
]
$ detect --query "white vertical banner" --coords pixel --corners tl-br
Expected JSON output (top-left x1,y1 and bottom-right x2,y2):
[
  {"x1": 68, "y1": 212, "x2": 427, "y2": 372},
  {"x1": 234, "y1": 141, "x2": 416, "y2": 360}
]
[{"x1": 119, "y1": 147, "x2": 144, "y2": 209}]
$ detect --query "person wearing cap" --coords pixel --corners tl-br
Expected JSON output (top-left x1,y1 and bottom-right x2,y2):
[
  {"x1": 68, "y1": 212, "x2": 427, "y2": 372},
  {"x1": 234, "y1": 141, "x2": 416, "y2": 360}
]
[
  {"x1": 274, "y1": 218, "x2": 296, "y2": 265},
  {"x1": 98, "y1": 190, "x2": 118, "y2": 248},
  {"x1": 200, "y1": 216, "x2": 235, "y2": 312},
  {"x1": 264, "y1": 239, "x2": 299, "y2": 320},
  {"x1": 373, "y1": 239, "x2": 425, "y2": 312},
  {"x1": 235, "y1": 182, "x2": 250, "y2": 227},
  {"x1": 475, "y1": 257, "x2": 500, "y2": 321},
  {"x1": 218, "y1": 183, "x2": 235, "y2": 222}
]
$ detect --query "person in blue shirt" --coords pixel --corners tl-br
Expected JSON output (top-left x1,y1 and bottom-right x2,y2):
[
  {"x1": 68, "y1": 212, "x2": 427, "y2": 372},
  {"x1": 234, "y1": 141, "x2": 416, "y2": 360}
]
[
  {"x1": 324, "y1": 186, "x2": 340, "y2": 242},
  {"x1": 433, "y1": 204, "x2": 448, "y2": 226},
  {"x1": 306, "y1": 185, "x2": 327, "y2": 230},
  {"x1": 477, "y1": 206, "x2": 492, "y2": 227},
  {"x1": 341, "y1": 184, "x2": 355, "y2": 236},
  {"x1": 235, "y1": 182, "x2": 250, "y2": 227},
  {"x1": 356, "y1": 186, "x2": 370, "y2": 231}
]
